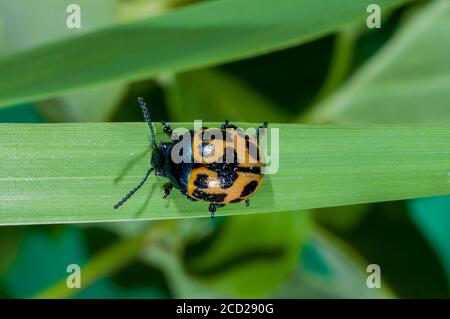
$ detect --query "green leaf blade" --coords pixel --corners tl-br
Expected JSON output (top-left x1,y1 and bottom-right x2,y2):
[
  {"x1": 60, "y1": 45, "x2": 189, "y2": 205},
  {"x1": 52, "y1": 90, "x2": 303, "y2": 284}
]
[
  {"x1": 0, "y1": 0, "x2": 410, "y2": 107},
  {"x1": 1, "y1": 123, "x2": 449, "y2": 225}
]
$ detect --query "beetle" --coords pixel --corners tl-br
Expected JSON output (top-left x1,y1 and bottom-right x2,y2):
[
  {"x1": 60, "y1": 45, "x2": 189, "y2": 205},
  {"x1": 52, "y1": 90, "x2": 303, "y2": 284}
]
[{"x1": 113, "y1": 97, "x2": 267, "y2": 217}]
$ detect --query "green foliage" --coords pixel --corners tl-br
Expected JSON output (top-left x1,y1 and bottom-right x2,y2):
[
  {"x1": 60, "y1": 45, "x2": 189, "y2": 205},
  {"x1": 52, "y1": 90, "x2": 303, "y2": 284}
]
[
  {"x1": 322, "y1": 201, "x2": 450, "y2": 297},
  {"x1": 409, "y1": 196, "x2": 450, "y2": 284},
  {"x1": 0, "y1": 0, "x2": 409, "y2": 107},
  {"x1": 304, "y1": 0, "x2": 450, "y2": 124},
  {"x1": 166, "y1": 69, "x2": 286, "y2": 122},
  {"x1": 0, "y1": 227, "x2": 23, "y2": 277},
  {"x1": 4, "y1": 227, "x2": 89, "y2": 297},
  {"x1": 0, "y1": 0, "x2": 449, "y2": 300},
  {"x1": 34, "y1": 229, "x2": 146, "y2": 299},
  {"x1": 0, "y1": 0, "x2": 125, "y2": 122},
  {"x1": 182, "y1": 212, "x2": 310, "y2": 297},
  {"x1": 1, "y1": 123, "x2": 449, "y2": 225},
  {"x1": 276, "y1": 230, "x2": 393, "y2": 298}
]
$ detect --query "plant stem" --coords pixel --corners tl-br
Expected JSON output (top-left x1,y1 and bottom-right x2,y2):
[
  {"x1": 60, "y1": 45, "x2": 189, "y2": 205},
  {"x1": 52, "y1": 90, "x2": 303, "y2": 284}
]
[{"x1": 34, "y1": 220, "x2": 178, "y2": 299}]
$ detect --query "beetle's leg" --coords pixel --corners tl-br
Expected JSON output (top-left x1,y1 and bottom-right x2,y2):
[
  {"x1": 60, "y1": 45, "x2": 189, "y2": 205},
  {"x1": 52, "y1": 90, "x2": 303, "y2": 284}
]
[
  {"x1": 161, "y1": 121, "x2": 173, "y2": 137},
  {"x1": 245, "y1": 199, "x2": 250, "y2": 207},
  {"x1": 221, "y1": 120, "x2": 238, "y2": 130},
  {"x1": 208, "y1": 203, "x2": 217, "y2": 218},
  {"x1": 255, "y1": 122, "x2": 268, "y2": 161},
  {"x1": 162, "y1": 183, "x2": 173, "y2": 199},
  {"x1": 209, "y1": 203, "x2": 225, "y2": 218},
  {"x1": 256, "y1": 122, "x2": 268, "y2": 139}
]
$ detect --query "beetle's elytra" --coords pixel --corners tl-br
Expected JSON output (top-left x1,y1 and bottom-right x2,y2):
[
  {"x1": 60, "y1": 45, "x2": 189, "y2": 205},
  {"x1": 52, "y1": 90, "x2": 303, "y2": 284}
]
[{"x1": 114, "y1": 97, "x2": 267, "y2": 217}]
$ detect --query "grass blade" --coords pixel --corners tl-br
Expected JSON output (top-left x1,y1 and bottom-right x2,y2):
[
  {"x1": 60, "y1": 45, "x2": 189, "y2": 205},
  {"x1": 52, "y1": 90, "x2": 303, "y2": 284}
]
[
  {"x1": 1, "y1": 123, "x2": 449, "y2": 225},
  {"x1": 0, "y1": 0, "x2": 410, "y2": 107}
]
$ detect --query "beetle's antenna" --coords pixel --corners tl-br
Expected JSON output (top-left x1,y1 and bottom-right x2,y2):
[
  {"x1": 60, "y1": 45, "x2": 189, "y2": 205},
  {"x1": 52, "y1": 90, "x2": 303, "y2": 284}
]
[
  {"x1": 114, "y1": 167, "x2": 154, "y2": 209},
  {"x1": 137, "y1": 97, "x2": 157, "y2": 149},
  {"x1": 114, "y1": 97, "x2": 157, "y2": 209}
]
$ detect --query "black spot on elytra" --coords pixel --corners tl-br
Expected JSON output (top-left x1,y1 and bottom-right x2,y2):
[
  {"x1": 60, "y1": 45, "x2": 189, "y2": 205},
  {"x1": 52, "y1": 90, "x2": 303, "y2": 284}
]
[
  {"x1": 194, "y1": 174, "x2": 209, "y2": 189},
  {"x1": 240, "y1": 180, "x2": 258, "y2": 197},
  {"x1": 230, "y1": 198, "x2": 242, "y2": 203},
  {"x1": 209, "y1": 161, "x2": 238, "y2": 189},
  {"x1": 192, "y1": 189, "x2": 227, "y2": 203},
  {"x1": 219, "y1": 169, "x2": 238, "y2": 189}
]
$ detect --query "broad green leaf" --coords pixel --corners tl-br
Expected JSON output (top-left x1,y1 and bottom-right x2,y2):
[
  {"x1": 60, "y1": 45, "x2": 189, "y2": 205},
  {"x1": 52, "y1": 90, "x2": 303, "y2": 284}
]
[
  {"x1": 0, "y1": 0, "x2": 126, "y2": 122},
  {"x1": 117, "y1": 0, "x2": 192, "y2": 22},
  {"x1": 0, "y1": 0, "x2": 411, "y2": 107},
  {"x1": 165, "y1": 69, "x2": 286, "y2": 122},
  {"x1": 304, "y1": 0, "x2": 450, "y2": 125},
  {"x1": 1, "y1": 123, "x2": 450, "y2": 225},
  {"x1": 0, "y1": 0, "x2": 118, "y2": 53},
  {"x1": 182, "y1": 212, "x2": 310, "y2": 297}
]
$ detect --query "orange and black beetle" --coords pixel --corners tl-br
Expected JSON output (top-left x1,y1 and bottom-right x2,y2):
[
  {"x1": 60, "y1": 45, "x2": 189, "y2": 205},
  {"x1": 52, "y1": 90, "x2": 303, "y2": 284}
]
[{"x1": 114, "y1": 97, "x2": 267, "y2": 217}]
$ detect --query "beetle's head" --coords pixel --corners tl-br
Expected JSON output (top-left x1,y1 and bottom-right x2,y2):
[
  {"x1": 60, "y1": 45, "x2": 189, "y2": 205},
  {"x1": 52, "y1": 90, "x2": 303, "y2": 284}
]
[
  {"x1": 114, "y1": 97, "x2": 166, "y2": 210},
  {"x1": 151, "y1": 142, "x2": 171, "y2": 176}
]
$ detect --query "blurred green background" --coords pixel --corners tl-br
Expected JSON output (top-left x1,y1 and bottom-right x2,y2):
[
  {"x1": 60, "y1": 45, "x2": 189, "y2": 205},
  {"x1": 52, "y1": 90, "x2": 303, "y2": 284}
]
[{"x1": 0, "y1": 0, "x2": 449, "y2": 298}]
